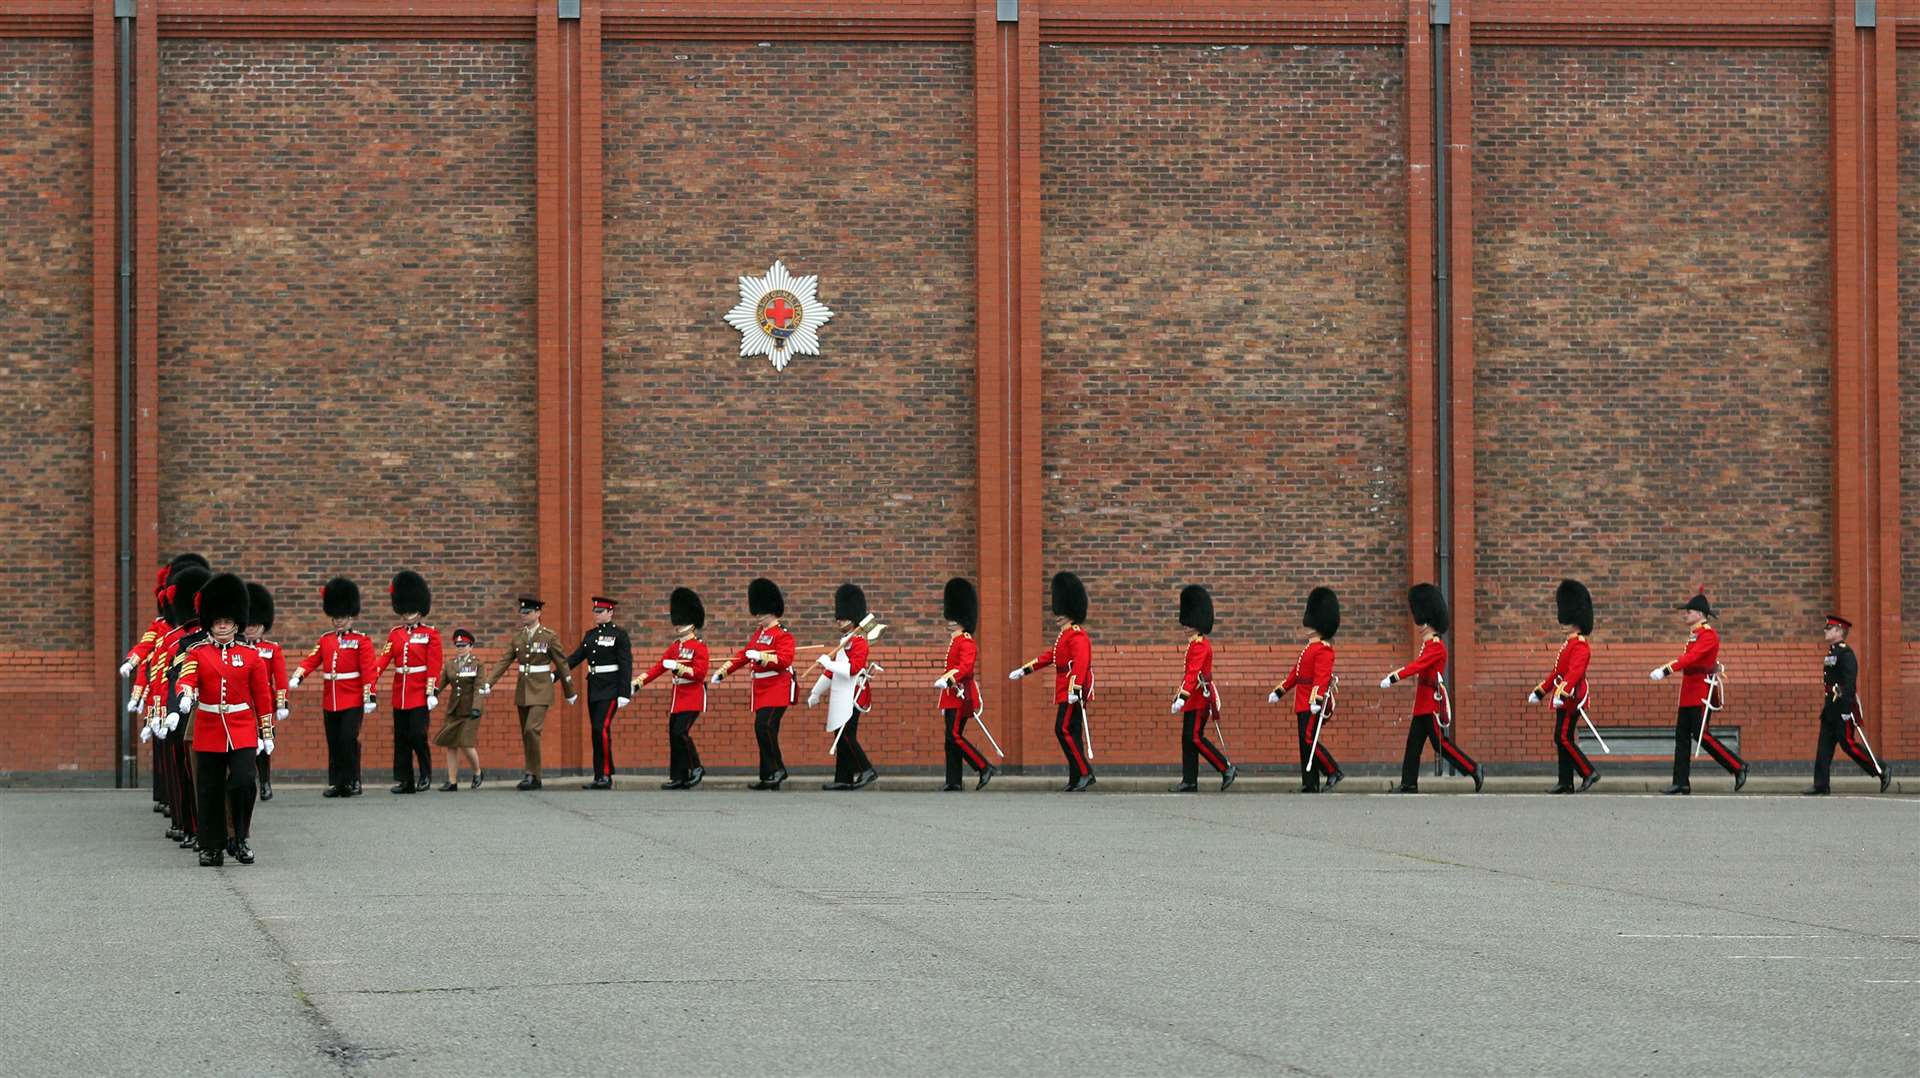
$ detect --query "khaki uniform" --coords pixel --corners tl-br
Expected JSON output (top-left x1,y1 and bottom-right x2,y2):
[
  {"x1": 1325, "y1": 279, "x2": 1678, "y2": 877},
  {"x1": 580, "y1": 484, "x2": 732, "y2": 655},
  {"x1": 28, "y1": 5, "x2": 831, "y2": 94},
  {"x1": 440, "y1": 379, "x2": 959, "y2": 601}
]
[
  {"x1": 486, "y1": 624, "x2": 574, "y2": 777},
  {"x1": 433, "y1": 654, "x2": 485, "y2": 750}
]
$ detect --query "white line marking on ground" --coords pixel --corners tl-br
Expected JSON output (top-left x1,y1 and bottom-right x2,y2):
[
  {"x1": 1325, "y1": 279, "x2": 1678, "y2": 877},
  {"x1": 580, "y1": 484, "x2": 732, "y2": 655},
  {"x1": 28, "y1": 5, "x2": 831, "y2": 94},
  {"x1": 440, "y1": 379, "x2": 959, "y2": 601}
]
[
  {"x1": 1729, "y1": 956, "x2": 1915, "y2": 961},
  {"x1": 1618, "y1": 933, "x2": 1828, "y2": 940}
]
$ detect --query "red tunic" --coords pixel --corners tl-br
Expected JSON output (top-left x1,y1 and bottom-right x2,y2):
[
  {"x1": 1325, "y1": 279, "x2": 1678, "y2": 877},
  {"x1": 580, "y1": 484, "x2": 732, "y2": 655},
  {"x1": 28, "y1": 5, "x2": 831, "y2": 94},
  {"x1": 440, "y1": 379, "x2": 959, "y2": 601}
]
[
  {"x1": 371, "y1": 623, "x2": 444, "y2": 709},
  {"x1": 1391, "y1": 634, "x2": 1448, "y2": 717},
  {"x1": 249, "y1": 636, "x2": 290, "y2": 713},
  {"x1": 126, "y1": 614, "x2": 171, "y2": 708},
  {"x1": 939, "y1": 631, "x2": 979, "y2": 713},
  {"x1": 1664, "y1": 623, "x2": 1720, "y2": 709},
  {"x1": 1537, "y1": 633, "x2": 1591, "y2": 709},
  {"x1": 295, "y1": 629, "x2": 379, "y2": 711},
  {"x1": 1276, "y1": 638, "x2": 1335, "y2": 713},
  {"x1": 1176, "y1": 635, "x2": 1217, "y2": 718},
  {"x1": 178, "y1": 639, "x2": 272, "y2": 751},
  {"x1": 1028, "y1": 625, "x2": 1092, "y2": 705},
  {"x1": 641, "y1": 637, "x2": 710, "y2": 714},
  {"x1": 721, "y1": 622, "x2": 797, "y2": 709}
]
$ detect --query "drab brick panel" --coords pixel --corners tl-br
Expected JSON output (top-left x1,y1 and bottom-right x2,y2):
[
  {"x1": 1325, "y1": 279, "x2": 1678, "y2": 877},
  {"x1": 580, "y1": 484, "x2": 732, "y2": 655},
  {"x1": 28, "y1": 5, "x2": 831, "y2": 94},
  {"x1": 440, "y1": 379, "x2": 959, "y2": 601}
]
[
  {"x1": 600, "y1": 42, "x2": 977, "y2": 646},
  {"x1": 0, "y1": 40, "x2": 92, "y2": 652},
  {"x1": 154, "y1": 41, "x2": 539, "y2": 653},
  {"x1": 1901, "y1": 51, "x2": 1920, "y2": 640},
  {"x1": 1038, "y1": 45, "x2": 1410, "y2": 645},
  {"x1": 1471, "y1": 47, "x2": 1833, "y2": 643}
]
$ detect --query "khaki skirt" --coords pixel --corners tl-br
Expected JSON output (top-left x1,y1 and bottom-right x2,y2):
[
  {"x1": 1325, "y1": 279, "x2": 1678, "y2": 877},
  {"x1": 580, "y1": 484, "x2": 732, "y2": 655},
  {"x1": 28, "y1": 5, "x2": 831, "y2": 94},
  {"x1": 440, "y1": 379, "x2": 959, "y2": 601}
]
[{"x1": 433, "y1": 711, "x2": 480, "y2": 749}]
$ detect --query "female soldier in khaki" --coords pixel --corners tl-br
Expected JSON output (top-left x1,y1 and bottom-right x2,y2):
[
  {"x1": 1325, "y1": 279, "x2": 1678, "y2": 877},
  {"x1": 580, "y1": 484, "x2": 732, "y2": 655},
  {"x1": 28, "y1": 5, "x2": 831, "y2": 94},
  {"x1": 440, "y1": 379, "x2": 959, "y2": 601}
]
[{"x1": 434, "y1": 629, "x2": 485, "y2": 789}]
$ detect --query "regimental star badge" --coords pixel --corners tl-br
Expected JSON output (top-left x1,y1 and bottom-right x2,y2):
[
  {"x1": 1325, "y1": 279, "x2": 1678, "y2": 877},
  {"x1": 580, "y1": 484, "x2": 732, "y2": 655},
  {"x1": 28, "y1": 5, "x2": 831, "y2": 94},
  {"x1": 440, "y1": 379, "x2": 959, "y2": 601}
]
[{"x1": 724, "y1": 259, "x2": 834, "y2": 372}]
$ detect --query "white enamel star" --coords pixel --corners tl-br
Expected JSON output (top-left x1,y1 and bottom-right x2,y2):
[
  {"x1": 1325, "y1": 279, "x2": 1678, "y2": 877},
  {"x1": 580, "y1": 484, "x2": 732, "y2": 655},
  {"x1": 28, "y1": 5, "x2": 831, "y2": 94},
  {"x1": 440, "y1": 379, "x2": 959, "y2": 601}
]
[{"x1": 724, "y1": 259, "x2": 834, "y2": 371}]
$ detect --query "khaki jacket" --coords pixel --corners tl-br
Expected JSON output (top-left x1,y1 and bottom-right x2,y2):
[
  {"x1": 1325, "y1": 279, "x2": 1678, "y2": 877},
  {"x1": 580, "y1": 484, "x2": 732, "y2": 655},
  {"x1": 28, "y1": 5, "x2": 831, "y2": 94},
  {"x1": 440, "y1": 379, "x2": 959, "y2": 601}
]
[{"x1": 486, "y1": 624, "x2": 574, "y2": 707}]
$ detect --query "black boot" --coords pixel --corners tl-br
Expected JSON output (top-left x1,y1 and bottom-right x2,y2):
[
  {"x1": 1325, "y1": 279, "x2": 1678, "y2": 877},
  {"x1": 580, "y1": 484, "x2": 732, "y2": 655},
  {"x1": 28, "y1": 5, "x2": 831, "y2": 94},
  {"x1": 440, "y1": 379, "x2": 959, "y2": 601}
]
[
  {"x1": 770, "y1": 768, "x2": 788, "y2": 790},
  {"x1": 416, "y1": 775, "x2": 432, "y2": 792},
  {"x1": 516, "y1": 773, "x2": 539, "y2": 791},
  {"x1": 1802, "y1": 785, "x2": 1829, "y2": 796},
  {"x1": 976, "y1": 763, "x2": 996, "y2": 791},
  {"x1": 390, "y1": 782, "x2": 414, "y2": 795},
  {"x1": 439, "y1": 781, "x2": 459, "y2": 792},
  {"x1": 1389, "y1": 783, "x2": 1418, "y2": 794},
  {"x1": 231, "y1": 840, "x2": 254, "y2": 865},
  {"x1": 198, "y1": 848, "x2": 224, "y2": 867},
  {"x1": 1472, "y1": 766, "x2": 1486, "y2": 794},
  {"x1": 684, "y1": 767, "x2": 705, "y2": 789},
  {"x1": 1881, "y1": 766, "x2": 1894, "y2": 794},
  {"x1": 322, "y1": 785, "x2": 342, "y2": 798},
  {"x1": 851, "y1": 768, "x2": 877, "y2": 790},
  {"x1": 1662, "y1": 783, "x2": 1690, "y2": 796},
  {"x1": 1168, "y1": 781, "x2": 1199, "y2": 793},
  {"x1": 1326, "y1": 770, "x2": 1345, "y2": 792},
  {"x1": 1220, "y1": 763, "x2": 1238, "y2": 792},
  {"x1": 1578, "y1": 771, "x2": 1601, "y2": 793},
  {"x1": 471, "y1": 770, "x2": 483, "y2": 790},
  {"x1": 1733, "y1": 767, "x2": 1748, "y2": 793},
  {"x1": 258, "y1": 779, "x2": 273, "y2": 802},
  {"x1": 1547, "y1": 783, "x2": 1574, "y2": 794}
]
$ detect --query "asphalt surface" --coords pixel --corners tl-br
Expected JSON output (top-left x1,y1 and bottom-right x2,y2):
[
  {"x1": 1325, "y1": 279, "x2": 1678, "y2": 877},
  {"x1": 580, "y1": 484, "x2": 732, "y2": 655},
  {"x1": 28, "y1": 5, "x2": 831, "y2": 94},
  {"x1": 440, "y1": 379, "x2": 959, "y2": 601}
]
[{"x1": 3, "y1": 785, "x2": 1915, "y2": 1076}]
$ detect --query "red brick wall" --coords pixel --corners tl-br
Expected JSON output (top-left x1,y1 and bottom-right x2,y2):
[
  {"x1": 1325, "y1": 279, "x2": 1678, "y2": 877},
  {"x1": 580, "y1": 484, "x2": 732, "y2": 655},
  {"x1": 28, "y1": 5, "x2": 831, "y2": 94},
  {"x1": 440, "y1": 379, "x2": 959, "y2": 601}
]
[
  {"x1": 599, "y1": 42, "x2": 976, "y2": 768},
  {"x1": 0, "y1": 40, "x2": 93, "y2": 653},
  {"x1": 153, "y1": 41, "x2": 540, "y2": 779},
  {"x1": 1900, "y1": 49, "x2": 1920, "y2": 764},
  {"x1": 1038, "y1": 45, "x2": 1410, "y2": 655},
  {"x1": 1472, "y1": 47, "x2": 1832, "y2": 645}
]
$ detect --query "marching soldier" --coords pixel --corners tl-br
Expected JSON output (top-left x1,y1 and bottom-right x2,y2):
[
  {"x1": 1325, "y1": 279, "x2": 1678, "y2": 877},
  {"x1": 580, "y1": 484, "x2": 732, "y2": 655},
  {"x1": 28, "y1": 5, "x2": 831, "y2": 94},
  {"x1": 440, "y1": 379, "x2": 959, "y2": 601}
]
[
  {"x1": 1271, "y1": 587, "x2": 1342, "y2": 792},
  {"x1": 1383, "y1": 583, "x2": 1484, "y2": 793},
  {"x1": 1010, "y1": 572, "x2": 1096, "y2": 791},
  {"x1": 174, "y1": 573, "x2": 270, "y2": 867},
  {"x1": 484, "y1": 596, "x2": 576, "y2": 792},
  {"x1": 1805, "y1": 615, "x2": 1891, "y2": 795},
  {"x1": 433, "y1": 629, "x2": 486, "y2": 790},
  {"x1": 1170, "y1": 585, "x2": 1235, "y2": 792},
  {"x1": 1531, "y1": 580, "x2": 1599, "y2": 794},
  {"x1": 713, "y1": 578, "x2": 798, "y2": 790},
  {"x1": 1651, "y1": 589, "x2": 1746, "y2": 795},
  {"x1": 810, "y1": 583, "x2": 879, "y2": 790},
  {"x1": 242, "y1": 582, "x2": 289, "y2": 801},
  {"x1": 634, "y1": 588, "x2": 710, "y2": 789},
  {"x1": 567, "y1": 597, "x2": 633, "y2": 790},
  {"x1": 289, "y1": 576, "x2": 377, "y2": 798},
  {"x1": 129, "y1": 554, "x2": 207, "y2": 817},
  {"x1": 373, "y1": 571, "x2": 443, "y2": 794},
  {"x1": 149, "y1": 563, "x2": 211, "y2": 847},
  {"x1": 933, "y1": 577, "x2": 995, "y2": 791}
]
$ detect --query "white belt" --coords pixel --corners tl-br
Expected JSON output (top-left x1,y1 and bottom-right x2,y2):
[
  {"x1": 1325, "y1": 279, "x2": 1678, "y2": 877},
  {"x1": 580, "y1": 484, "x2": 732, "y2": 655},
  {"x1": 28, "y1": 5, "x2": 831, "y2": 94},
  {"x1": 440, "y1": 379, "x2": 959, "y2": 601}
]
[
  {"x1": 396, "y1": 665, "x2": 428, "y2": 674},
  {"x1": 322, "y1": 671, "x2": 361, "y2": 681},
  {"x1": 198, "y1": 702, "x2": 251, "y2": 715},
  {"x1": 671, "y1": 678, "x2": 697, "y2": 686},
  {"x1": 752, "y1": 669, "x2": 787, "y2": 679},
  {"x1": 520, "y1": 664, "x2": 552, "y2": 675},
  {"x1": 590, "y1": 664, "x2": 619, "y2": 674}
]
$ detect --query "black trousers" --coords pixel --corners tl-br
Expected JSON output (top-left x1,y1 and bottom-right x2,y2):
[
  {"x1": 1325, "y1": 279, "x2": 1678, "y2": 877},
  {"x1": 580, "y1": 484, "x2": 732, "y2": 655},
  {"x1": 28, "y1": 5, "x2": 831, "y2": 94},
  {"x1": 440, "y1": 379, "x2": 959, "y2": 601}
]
[
  {"x1": 392, "y1": 706, "x2": 431, "y2": 785},
  {"x1": 1055, "y1": 702, "x2": 1092, "y2": 781},
  {"x1": 1554, "y1": 706, "x2": 1596, "y2": 785},
  {"x1": 322, "y1": 708, "x2": 363, "y2": 790},
  {"x1": 1813, "y1": 713, "x2": 1880, "y2": 790},
  {"x1": 1401, "y1": 713, "x2": 1478, "y2": 788},
  {"x1": 1672, "y1": 705, "x2": 1742, "y2": 787},
  {"x1": 834, "y1": 713, "x2": 873, "y2": 783},
  {"x1": 588, "y1": 697, "x2": 619, "y2": 780},
  {"x1": 755, "y1": 706, "x2": 788, "y2": 779},
  {"x1": 195, "y1": 747, "x2": 257, "y2": 852},
  {"x1": 168, "y1": 735, "x2": 196, "y2": 832},
  {"x1": 1297, "y1": 711, "x2": 1340, "y2": 788},
  {"x1": 152, "y1": 734, "x2": 171, "y2": 810},
  {"x1": 668, "y1": 710, "x2": 703, "y2": 782},
  {"x1": 256, "y1": 747, "x2": 272, "y2": 789},
  {"x1": 944, "y1": 707, "x2": 989, "y2": 785},
  {"x1": 1181, "y1": 709, "x2": 1230, "y2": 783}
]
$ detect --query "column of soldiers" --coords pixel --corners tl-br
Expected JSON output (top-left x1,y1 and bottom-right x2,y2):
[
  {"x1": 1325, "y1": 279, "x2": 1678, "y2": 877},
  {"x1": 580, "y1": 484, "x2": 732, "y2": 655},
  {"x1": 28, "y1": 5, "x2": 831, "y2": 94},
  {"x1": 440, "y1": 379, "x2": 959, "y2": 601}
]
[{"x1": 123, "y1": 560, "x2": 1894, "y2": 863}]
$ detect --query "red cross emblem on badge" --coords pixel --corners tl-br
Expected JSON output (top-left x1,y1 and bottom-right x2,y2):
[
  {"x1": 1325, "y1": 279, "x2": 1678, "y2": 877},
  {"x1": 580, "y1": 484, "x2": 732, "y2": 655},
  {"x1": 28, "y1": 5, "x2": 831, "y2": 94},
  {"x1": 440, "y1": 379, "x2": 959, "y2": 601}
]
[{"x1": 758, "y1": 290, "x2": 802, "y2": 342}]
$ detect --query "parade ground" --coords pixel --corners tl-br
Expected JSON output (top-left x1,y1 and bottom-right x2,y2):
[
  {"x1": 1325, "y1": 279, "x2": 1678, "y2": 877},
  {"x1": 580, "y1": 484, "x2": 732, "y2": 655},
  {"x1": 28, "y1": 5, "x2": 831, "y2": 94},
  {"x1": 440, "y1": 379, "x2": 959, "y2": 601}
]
[{"x1": 2, "y1": 785, "x2": 1915, "y2": 1076}]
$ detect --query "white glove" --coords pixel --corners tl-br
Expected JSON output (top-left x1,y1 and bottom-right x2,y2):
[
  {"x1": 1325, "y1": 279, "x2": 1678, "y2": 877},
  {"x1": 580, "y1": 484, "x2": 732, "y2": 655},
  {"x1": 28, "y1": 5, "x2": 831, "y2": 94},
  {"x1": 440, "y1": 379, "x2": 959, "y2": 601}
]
[
  {"x1": 1378, "y1": 676, "x2": 1394, "y2": 689},
  {"x1": 1265, "y1": 691, "x2": 1279, "y2": 705},
  {"x1": 616, "y1": 696, "x2": 630, "y2": 709},
  {"x1": 1310, "y1": 702, "x2": 1322, "y2": 716},
  {"x1": 287, "y1": 674, "x2": 303, "y2": 690},
  {"x1": 807, "y1": 688, "x2": 823, "y2": 707},
  {"x1": 710, "y1": 672, "x2": 724, "y2": 685},
  {"x1": 1527, "y1": 692, "x2": 1542, "y2": 705},
  {"x1": 426, "y1": 695, "x2": 439, "y2": 711},
  {"x1": 138, "y1": 723, "x2": 153, "y2": 744},
  {"x1": 275, "y1": 707, "x2": 288, "y2": 722},
  {"x1": 1169, "y1": 697, "x2": 1185, "y2": 714},
  {"x1": 479, "y1": 683, "x2": 492, "y2": 696},
  {"x1": 260, "y1": 738, "x2": 274, "y2": 756},
  {"x1": 363, "y1": 700, "x2": 377, "y2": 713},
  {"x1": 177, "y1": 688, "x2": 195, "y2": 712},
  {"x1": 662, "y1": 659, "x2": 683, "y2": 673},
  {"x1": 1649, "y1": 667, "x2": 1668, "y2": 681},
  {"x1": 1008, "y1": 667, "x2": 1026, "y2": 681},
  {"x1": 163, "y1": 712, "x2": 181, "y2": 734},
  {"x1": 1067, "y1": 690, "x2": 1081, "y2": 705},
  {"x1": 744, "y1": 649, "x2": 764, "y2": 663},
  {"x1": 126, "y1": 695, "x2": 142, "y2": 714},
  {"x1": 119, "y1": 660, "x2": 136, "y2": 678},
  {"x1": 566, "y1": 695, "x2": 578, "y2": 705}
]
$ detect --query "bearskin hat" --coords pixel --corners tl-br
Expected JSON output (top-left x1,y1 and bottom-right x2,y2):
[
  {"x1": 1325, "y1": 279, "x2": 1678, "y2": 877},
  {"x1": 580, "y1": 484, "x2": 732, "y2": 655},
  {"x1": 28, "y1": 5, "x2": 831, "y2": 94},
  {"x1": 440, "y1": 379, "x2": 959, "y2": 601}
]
[
  {"x1": 1409, "y1": 582, "x2": 1449, "y2": 636},
  {"x1": 834, "y1": 583, "x2": 869, "y2": 625},
  {"x1": 943, "y1": 577, "x2": 978, "y2": 634},
  {"x1": 669, "y1": 587, "x2": 705, "y2": 630},
  {"x1": 1179, "y1": 584, "x2": 1214, "y2": 635},
  {"x1": 1050, "y1": 572, "x2": 1088, "y2": 623},
  {"x1": 1304, "y1": 586, "x2": 1341, "y2": 639},
  {"x1": 748, "y1": 577, "x2": 785, "y2": 618},
  {"x1": 390, "y1": 570, "x2": 431, "y2": 617},
  {"x1": 1556, "y1": 579, "x2": 1593, "y2": 636},
  {"x1": 196, "y1": 572, "x2": 250, "y2": 630},
  {"x1": 167, "y1": 565, "x2": 211, "y2": 627},
  {"x1": 245, "y1": 582, "x2": 275, "y2": 632},
  {"x1": 322, "y1": 576, "x2": 361, "y2": 619}
]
